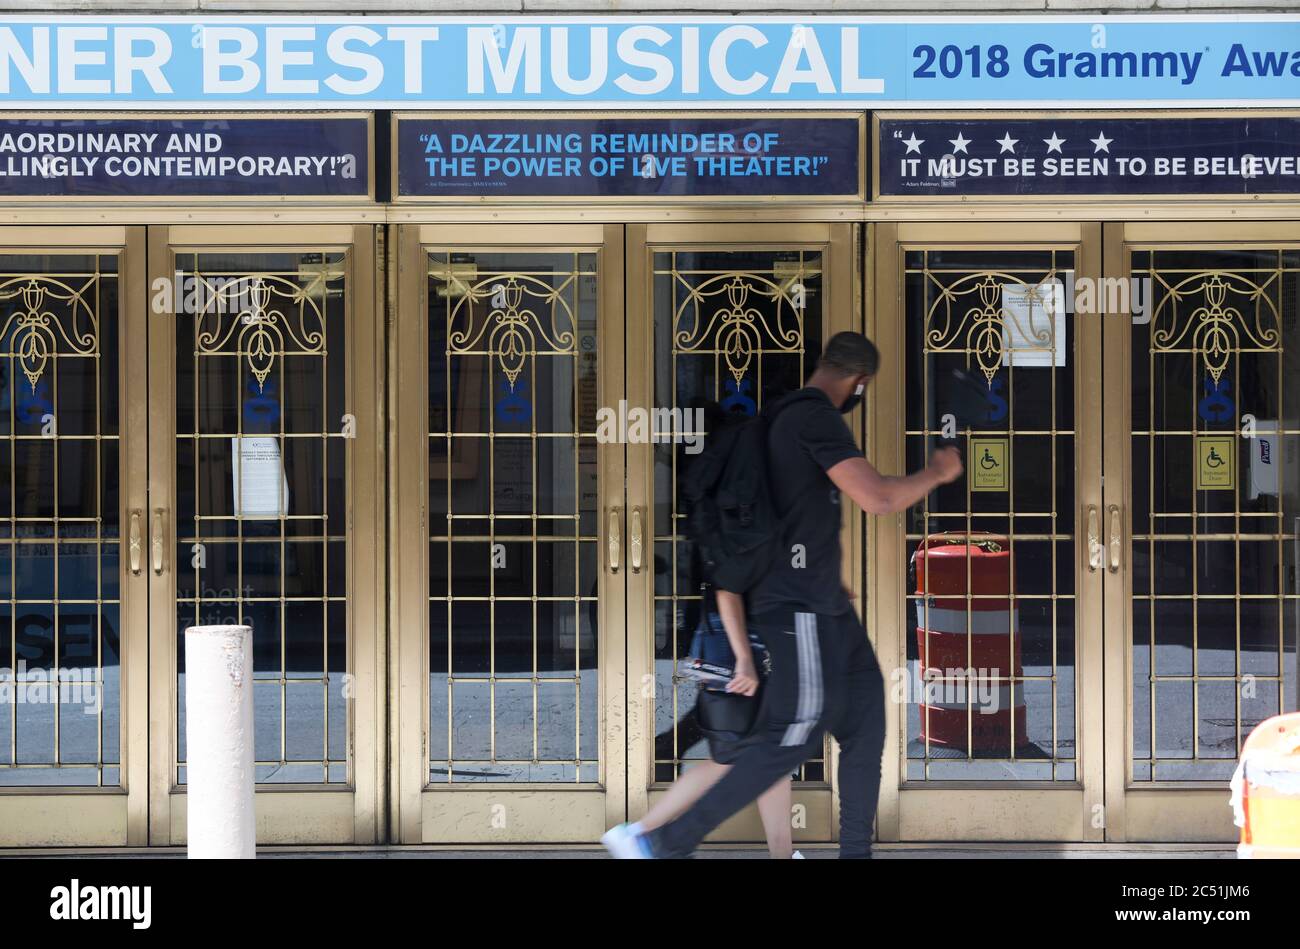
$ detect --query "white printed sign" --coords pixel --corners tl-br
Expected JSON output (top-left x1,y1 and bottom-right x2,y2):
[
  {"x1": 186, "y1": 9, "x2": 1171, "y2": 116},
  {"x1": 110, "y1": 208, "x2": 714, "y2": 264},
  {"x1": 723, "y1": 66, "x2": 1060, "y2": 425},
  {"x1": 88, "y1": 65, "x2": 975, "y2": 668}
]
[
  {"x1": 1001, "y1": 281, "x2": 1066, "y2": 369},
  {"x1": 231, "y1": 436, "x2": 289, "y2": 518}
]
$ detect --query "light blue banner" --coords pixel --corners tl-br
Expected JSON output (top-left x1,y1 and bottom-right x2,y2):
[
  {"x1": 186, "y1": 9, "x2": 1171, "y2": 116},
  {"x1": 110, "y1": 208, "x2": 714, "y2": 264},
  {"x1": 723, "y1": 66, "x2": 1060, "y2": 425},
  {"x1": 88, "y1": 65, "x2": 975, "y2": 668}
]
[{"x1": 0, "y1": 15, "x2": 1297, "y2": 108}]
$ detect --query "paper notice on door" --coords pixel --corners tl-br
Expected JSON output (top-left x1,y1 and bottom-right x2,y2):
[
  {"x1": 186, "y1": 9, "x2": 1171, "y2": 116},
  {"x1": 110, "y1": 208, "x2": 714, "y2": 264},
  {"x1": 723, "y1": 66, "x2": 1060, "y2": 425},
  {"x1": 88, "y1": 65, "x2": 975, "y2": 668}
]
[
  {"x1": 231, "y1": 436, "x2": 289, "y2": 518},
  {"x1": 1001, "y1": 281, "x2": 1066, "y2": 368}
]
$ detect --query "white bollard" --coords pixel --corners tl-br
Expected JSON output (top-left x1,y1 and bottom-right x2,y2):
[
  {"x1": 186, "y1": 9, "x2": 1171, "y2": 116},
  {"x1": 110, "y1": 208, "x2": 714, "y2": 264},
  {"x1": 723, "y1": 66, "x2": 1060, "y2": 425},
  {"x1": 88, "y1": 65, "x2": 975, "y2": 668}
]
[{"x1": 184, "y1": 625, "x2": 256, "y2": 859}]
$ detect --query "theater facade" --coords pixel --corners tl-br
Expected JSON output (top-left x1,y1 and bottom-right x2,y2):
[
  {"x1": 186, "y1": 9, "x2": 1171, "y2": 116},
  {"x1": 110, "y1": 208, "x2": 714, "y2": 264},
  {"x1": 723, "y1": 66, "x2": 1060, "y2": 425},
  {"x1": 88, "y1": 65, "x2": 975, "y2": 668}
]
[{"x1": 0, "y1": 11, "x2": 1297, "y2": 848}]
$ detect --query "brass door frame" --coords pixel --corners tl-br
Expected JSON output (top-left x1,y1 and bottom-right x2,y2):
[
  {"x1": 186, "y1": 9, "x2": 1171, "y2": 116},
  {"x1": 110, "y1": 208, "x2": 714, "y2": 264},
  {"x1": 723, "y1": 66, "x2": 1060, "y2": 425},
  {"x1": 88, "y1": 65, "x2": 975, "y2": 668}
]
[
  {"x1": 870, "y1": 220, "x2": 1106, "y2": 842},
  {"x1": 0, "y1": 225, "x2": 148, "y2": 846},
  {"x1": 391, "y1": 222, "x2": 626, "y2": 844},
  {"x1": 1101, "y1": 221, "x2": 1299, "y2": 842},
  {"x1": 147, "y1": 224, "x2": 384, "y2": 845},
  {"x1": 625, "y1": 221, "x2": 857, "y2": 842}
]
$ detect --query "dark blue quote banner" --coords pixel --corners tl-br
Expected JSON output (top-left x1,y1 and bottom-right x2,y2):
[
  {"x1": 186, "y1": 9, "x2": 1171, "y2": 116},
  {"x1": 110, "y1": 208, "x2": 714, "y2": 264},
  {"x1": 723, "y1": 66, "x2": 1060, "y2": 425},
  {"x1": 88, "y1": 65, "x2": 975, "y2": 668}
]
[
  {"x1": 0, "y1": 116, "x2": 370, "y2": 198},
  {"x1": 396, "y1": 116, "x2": 862, "y2": 199},
  {"x1": 877, "y1": 116, "x2": 1300, "y2": 196}
]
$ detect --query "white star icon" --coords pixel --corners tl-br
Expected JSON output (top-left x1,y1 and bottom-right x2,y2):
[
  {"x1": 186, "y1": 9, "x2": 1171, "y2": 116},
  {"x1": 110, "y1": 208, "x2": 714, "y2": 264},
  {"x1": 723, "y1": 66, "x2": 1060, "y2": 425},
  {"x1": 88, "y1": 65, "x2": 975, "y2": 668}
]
[
  {"x1": 902, "y1": 133, "x2": 924, "y2": 154},
  {"x1": 1043, "y1": 132, "x2": 1066, "y2": 154},
  {"x1": 996, "y1": 132, "x2": 1019, "y2": 154},
  {"x1": 948, "y1": 133, "x2": 971, "y2": 154},
  {"x1": 1090, "y1": 132, "x2": 1113, "y2": 153}
]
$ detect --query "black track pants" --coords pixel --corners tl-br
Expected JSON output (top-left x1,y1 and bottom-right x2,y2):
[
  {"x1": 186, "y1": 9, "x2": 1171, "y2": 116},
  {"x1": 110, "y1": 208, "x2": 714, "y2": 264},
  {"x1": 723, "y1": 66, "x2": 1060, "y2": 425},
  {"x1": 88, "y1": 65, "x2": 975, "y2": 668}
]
[{"x1": 647, "y1": 608, "x2": 886, "y2": 858}]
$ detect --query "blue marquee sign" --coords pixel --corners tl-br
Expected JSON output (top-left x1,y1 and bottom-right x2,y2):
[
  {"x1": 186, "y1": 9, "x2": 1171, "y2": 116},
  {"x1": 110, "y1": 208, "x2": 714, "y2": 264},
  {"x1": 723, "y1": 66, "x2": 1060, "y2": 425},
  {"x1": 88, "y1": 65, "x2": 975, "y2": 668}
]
[{"x1": 0, "y1": 16, "x2": 1296, "y2": 108}]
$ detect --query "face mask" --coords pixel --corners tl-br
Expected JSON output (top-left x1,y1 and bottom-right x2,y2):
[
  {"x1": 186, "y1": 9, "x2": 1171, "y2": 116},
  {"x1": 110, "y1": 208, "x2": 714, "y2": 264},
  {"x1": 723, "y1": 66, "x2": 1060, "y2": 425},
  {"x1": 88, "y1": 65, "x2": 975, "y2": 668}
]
[{"x1": 839, "y1": 381, "x2": 866, "y2": 414}]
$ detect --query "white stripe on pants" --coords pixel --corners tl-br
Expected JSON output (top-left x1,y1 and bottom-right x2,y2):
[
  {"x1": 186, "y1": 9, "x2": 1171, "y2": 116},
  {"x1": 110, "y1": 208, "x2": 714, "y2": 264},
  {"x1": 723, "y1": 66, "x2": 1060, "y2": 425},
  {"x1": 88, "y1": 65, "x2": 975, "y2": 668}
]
[{"x1": 782, "y1": 611, "x2": 824, "y2": 747}]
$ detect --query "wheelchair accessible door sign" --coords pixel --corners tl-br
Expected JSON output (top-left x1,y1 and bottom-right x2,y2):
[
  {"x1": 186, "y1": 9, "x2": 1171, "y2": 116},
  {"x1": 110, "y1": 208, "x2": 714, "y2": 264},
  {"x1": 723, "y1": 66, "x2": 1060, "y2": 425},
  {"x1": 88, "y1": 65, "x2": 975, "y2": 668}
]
[
  {"x1": 971, "y1": 438, "x2": 1009, "y2": 492},
  {"x1": 1196, "y1": 436, "x2": 1236, "y2": 491}
]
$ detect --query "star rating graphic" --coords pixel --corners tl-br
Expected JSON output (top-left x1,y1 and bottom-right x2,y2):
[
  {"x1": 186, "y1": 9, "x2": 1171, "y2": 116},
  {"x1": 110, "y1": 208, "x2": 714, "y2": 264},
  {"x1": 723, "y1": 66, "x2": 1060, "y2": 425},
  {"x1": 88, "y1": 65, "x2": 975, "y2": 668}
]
[{"x1": 898, "y1": 129, "x2": 1119, "y2": 156}]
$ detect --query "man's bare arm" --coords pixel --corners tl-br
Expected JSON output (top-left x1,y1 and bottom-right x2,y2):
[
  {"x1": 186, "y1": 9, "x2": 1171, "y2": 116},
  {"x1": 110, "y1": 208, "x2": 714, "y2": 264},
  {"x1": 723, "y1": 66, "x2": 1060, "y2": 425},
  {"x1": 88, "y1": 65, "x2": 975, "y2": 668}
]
[{"x1": 827, "y1": 447, "x2": 963, "y2": 515}]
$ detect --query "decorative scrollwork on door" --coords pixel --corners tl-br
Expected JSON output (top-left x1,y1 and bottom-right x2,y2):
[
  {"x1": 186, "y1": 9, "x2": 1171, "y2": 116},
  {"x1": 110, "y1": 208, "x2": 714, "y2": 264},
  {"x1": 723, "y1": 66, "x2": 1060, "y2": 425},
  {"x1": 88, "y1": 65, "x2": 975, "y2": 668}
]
[
  {"x1": 193, "y1": 272, "x2": 329, "y2": 392},
  {"x1": 0, "y1": 276, "x2": 100, "y2": 391},
  {"x1": 923, "y1": 271, "x2": 1060, "y2": 386},
  {"x1": 671, "y1": 270, "x2": 808, "y2": 386},
  {"x1": 443, "y1": 272, "x2": 578, "y2": 391},
  {"x1": 1149, "y1": 271, "x2": 1281, "y2": 383}
]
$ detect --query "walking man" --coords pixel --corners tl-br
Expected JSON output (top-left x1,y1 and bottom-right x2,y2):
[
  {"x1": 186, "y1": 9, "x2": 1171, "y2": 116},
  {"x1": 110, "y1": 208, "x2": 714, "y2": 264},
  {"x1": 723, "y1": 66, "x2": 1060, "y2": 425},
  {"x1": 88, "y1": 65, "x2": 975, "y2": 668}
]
[{"x1": 622, "y1": 331, "x2": 964, "y2": 858}]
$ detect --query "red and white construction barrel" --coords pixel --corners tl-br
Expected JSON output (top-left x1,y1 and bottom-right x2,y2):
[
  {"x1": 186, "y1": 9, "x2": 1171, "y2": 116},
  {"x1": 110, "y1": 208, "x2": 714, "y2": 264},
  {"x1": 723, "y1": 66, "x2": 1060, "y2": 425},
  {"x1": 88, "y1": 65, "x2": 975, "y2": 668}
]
[
  {"x1": 1231, "y1": 712, "x2": 1300, "y2": 858},
  {"x1": 911, "y1": 533, "x2": 1027, "y2": 754}
]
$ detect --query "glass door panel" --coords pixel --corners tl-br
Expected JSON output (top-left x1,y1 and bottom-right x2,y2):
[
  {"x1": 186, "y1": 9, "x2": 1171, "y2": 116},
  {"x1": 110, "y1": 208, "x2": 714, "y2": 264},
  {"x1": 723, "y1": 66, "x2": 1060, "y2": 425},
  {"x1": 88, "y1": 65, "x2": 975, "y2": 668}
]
[
  {"x1": 393, "y1": 224, "x2": 624, "y2": 843},
  {"x1": 148, "y1": 225, "x2": 382, "y2": 845},
  {"x1": 0, "y1": 227, "x2": 147, "y2": 846},
  {"x1": 1105, "y1": 223, "x2": 1300, "y2": 840},
  {"x1": 627, "y1": 222, "x2": 855, "y2": 843},
  {"x1": 903, "y1": 247, "x2": 1078, "y2": 781},
  {"x1": 427, "y1": 248, "x2": 601, "y2": 784},
  {"x1": 172, "y1": 249, "x2": 349, "y2": 786},
  {"x1": 649, "y1": 248, "x2": 827, "y2": 784},
  {"x1": 873, "y1": 222, "x2": 1104, "y2": 842}
]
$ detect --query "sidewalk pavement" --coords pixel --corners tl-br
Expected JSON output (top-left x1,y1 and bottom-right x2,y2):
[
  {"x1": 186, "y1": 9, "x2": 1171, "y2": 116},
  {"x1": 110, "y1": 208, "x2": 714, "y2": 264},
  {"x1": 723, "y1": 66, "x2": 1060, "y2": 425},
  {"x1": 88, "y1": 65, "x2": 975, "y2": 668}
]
[{"x1": 1, "y1": 844, "x2": 1237, "y2": 859}]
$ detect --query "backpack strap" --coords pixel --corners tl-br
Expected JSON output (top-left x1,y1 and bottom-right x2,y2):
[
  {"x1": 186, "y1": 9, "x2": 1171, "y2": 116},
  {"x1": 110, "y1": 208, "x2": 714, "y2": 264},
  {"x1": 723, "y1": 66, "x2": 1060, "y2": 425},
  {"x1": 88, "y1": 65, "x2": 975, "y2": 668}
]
[{"x1": 759, "y1": 386, "x2": 827, "y2": 426}]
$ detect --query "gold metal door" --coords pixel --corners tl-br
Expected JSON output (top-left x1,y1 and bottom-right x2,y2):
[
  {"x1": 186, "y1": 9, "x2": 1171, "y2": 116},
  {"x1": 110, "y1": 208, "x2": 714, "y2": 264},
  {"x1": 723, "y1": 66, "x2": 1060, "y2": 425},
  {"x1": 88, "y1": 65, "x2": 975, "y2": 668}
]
[
  {"x1": 625, "y1": 222, "x2": 856, "y2": 843},
  {"x1": 0, "y1": 226, "x2": 148, "y2": 846},
  {"x1": 147, "y1": 225, "x2": 384, "y2": 845},
  {"x1": 1102, "y1": 222, "x2": 1299, "y2": 841},
  {"x1": 392, "y1": 223, "x2": 625, "y2": 843},
  {"x1": 871, "y1": 222, "x2": 1107, "y2": 841}
]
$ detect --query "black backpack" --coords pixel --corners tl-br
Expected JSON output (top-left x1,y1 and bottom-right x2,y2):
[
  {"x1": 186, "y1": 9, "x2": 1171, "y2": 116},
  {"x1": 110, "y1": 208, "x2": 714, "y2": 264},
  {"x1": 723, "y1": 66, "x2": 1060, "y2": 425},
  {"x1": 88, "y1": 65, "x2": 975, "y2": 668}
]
[{"x1": 684, "y1": 390, "x2": 816, "y2": 593}]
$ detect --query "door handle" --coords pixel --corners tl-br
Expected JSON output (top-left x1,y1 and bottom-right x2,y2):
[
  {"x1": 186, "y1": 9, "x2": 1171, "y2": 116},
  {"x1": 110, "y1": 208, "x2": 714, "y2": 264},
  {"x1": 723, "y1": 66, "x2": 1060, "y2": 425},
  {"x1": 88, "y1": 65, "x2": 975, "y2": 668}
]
[
  {"x1": 152, "y1": 508, "x2": 167, "y2": 576},
  {"x1": 128, "y1": 510, "x2": 143, "y2": 576},
  {"x1": 1086, "y1": 505, "x2": 1103, "y2": 572},
  {"x1": 126, "y1": 506, "x2": 142, "y2": 572},
  {"x1": 630, "y1": 507, "x2": 644, "y2": 574},
  {"x1": 608, "y1": 507, "x2": 621, "y2": 574},
  {"x1": 1108, "y1": 505, "x2": 1122, "y2": 573}
]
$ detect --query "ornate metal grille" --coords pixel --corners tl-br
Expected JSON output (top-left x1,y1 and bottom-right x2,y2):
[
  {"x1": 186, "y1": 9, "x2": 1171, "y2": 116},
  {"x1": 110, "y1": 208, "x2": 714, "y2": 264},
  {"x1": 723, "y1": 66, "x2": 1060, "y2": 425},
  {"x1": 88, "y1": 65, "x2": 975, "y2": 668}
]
[
  {"x1": 174, "y1": 251, "x2": 349, "y2": 785},
  {"x1": 427, "y1": 251, "x2": 600, "y2": 783},
  {"x1": 904, "y1": 248, "x2": 1078, "y2": 781},
  {"x1": 0, "y1": 255, "x2": 119, "y2": 787},
  {"x1": 652, "y1": 248, "x2": 826, "y2": 784},
  {"x1": 1130, "y1": 249, "x2": 1300, "y2": 781}
]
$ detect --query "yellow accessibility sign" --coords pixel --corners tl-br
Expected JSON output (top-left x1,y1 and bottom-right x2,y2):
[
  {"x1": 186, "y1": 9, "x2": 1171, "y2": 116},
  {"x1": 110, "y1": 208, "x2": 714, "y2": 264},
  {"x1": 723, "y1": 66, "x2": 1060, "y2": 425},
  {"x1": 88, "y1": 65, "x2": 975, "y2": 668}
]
[
  {"x1": 971, "y1": 438, "x2": 1009, "y2": 492},
  {"x1": 1196, "y1": 436, "x2": 1235, "y2": 491}
]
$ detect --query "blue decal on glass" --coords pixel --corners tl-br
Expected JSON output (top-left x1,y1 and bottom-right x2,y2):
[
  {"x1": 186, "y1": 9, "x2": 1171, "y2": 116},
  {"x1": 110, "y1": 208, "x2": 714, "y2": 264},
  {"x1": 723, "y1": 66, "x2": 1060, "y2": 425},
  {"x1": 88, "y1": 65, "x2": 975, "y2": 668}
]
[
  {"x1": 243, "y1": 376, "x2": 281, "y2": 433},
  {"x1": 495, "y1": 377, "x2": 531, "y2": 425},
  {"x1": 15, "y1": 376, "x2": 52, "y2": 426},
  {"x1": 1198, "y1": 376, "x2": 1234, "y2": 423},
  {"x1": 720, "y1": 377, "x2": 757, "y2": 417},
  {"x1": 982, "y1": 376, "x2": 1009, "y2": 423}
]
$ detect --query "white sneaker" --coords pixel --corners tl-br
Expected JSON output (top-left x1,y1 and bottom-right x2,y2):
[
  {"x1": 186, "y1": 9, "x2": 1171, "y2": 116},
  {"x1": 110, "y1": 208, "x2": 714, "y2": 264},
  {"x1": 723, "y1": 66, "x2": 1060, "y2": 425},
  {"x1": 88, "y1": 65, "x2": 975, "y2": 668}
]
[
  {"x1": 792, "y1": 850, "x2": 805, "y2": 859},
  {"x1": 601, "y1": 822, "x2": 651, "y2": 859}
]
